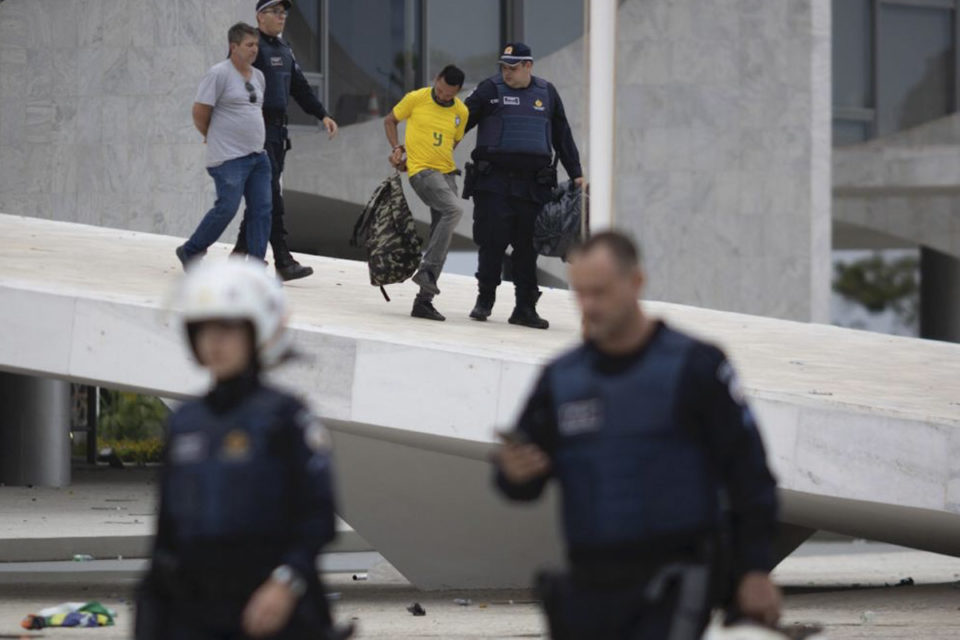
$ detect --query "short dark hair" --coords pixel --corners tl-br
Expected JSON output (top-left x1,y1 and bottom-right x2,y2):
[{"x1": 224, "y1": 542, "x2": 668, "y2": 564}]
[
  {"x1": 228, "y1": 22, "x2": 259, "y2": 46},
  {"x1": 437, "y1": 64, "x2": 465, "y2": 88},
  {"x1": 573, "y1": 231, "x2": 642, "y2": 272}
]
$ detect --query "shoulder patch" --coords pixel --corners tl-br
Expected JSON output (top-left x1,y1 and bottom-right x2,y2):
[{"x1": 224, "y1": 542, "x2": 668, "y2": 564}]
[
  {"x1": 717, "y1": 360, "x2": 746, "y2": 405},
  {"x1": 295, "y1": 410, "x2": 332, "y2": 453}
]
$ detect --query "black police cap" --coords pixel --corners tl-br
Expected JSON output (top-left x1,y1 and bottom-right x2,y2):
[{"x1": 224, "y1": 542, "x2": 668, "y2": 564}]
[
  {"x1": 256, "y1": 0, "x2": 291, "y2": 13},
  {"x1": 499, "y1": 43, "x2": 533, "y2": 65}
]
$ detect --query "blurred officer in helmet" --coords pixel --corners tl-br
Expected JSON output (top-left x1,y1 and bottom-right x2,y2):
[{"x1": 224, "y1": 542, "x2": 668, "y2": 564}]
[{"x1": 135, "y1": 259, "x2": 353, "y2": 640}]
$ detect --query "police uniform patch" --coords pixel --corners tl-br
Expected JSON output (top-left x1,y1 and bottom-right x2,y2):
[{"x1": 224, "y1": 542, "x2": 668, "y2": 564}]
[
  {"x1": 504, "y1": 45, "x2": 514, "y2": 55},
  {"x1": 533, "y1": 98, "x2": 545, "y2": 111},
  {"x1": 295, "y1": 410, "x2": 332, "y2": 453},
  {"x1": 503, "y1": 96, "x2": 520, "y2": 106},
  {"x1": 220, "y1": 430, "x2": 252, "y2": 461},
  {"x1": 170, "y1": 432, "x2": 207, "y2": 464},
  {"x1": 558, "y1": 399, "x2": 604, "y2": 436},
  {"x1": 270, "y1": 56, "x2": 283, "y2": 67}
]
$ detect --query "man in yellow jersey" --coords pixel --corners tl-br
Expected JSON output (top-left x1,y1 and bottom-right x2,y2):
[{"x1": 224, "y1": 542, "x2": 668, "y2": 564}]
[{"x1": 384, "y1": 65, "x2": 468, "y2": 321}]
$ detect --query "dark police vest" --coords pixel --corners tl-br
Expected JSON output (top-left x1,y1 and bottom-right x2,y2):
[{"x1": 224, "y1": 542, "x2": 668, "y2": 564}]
[
  {"x1": 164, "y1": 387, "x2": 302, "y2": 542},
  {"x1": 476, "y1": 75, "x2": 553, "y2": 170},
  {"x1": 256, "y1": 33, "x2": 297, "y2": 115},
  {"x1": 547, "y1": 328, "x2": 719, "y2": 550}
]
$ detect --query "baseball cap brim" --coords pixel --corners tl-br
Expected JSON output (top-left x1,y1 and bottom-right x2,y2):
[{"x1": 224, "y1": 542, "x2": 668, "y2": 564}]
[
  {"x1": 258, "y1": 0, "x2": 292, "y2": 12},
  {"x1": 499, "y1": 55, "x2": 533, "y2": 65}
]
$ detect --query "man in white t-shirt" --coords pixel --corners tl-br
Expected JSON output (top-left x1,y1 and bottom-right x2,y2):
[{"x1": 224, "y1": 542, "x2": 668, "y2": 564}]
[{"x1": 176, "y1": 22, "x2": 272, "y2": 269}]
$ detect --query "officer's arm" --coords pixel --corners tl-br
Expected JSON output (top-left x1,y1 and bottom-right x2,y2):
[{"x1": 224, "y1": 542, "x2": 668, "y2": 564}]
[
  {"x1": 548, "y1": 84, "x2": 583, "y2": 180},
  {"x1": 289, "y1": 58, "x2": 329, "y2": 121},
  {"x1": 278, "y1": 408, "x2": 338, "y2": 581},
  {"x1": 494, "y1": 371, "x2": 558, "y2": 501},
  {"x1": 685, "y1": 344, "x2": 778, "y2": 581},
  {"x1": 464, "y1": 81, "x2": 495, "y2": 133}
]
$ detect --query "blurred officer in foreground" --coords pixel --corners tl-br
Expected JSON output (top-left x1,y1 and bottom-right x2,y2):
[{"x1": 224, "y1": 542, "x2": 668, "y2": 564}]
[
  {"x1": 234, "y1": 0, "x2": 339, "y2": 282},
  {"x1": 493, "y1": 232, "x2": 780, "y2": 639},
  {"x1": 136, "y1": 260, "x2": 352, "y2": 640},
  {"x1": 464, "y1": 42, "x2": 584, "y2": 329}
]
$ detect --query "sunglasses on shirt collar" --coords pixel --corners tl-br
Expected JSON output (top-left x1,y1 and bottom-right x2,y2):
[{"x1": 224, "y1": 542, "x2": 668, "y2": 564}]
[{"x1": 244, "y1": 81, "x2": 257, "y2": 104}]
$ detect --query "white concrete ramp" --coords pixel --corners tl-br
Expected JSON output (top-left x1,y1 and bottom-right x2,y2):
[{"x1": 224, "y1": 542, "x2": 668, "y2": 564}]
[{"x1": 2, "y1": 213, "x2": 960, "y2": 589}]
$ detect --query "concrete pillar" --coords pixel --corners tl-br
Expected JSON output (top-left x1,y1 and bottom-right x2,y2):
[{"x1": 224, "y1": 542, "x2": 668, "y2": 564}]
[
  {"x1": 0, "y1": 372, "x2": 71, "y2": 487},
  {"x1": 920, "y1": 248, "x2": 960, "y2": 342}
]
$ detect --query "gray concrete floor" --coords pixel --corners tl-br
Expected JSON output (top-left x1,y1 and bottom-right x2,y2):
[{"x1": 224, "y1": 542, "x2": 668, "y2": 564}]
[{"x1": 2, "y1": 547, "x2": 960, "y2": 638}]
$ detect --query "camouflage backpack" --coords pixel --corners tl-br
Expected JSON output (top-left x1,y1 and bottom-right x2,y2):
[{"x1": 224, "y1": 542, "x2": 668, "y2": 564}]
[{"x1": 350, "y1": 173, "x2": 423, "y2": 301}]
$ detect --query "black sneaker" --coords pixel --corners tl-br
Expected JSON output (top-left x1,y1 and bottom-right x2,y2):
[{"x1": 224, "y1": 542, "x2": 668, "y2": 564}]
[
  {"x1": 508, "y1": 305, "x2": 549, "y2": 330},
  {"x1": 277, "y1": 262, "x2": 314, "y2": 282},
  {"x1": 175, "y1": 245, "x2": 205, "y2": 271},
  {"x1": 411, "y1": 300, "x2": 446, "y2": 321},
  {"x1": 412, "y1": 270, "x2": 440, "y2": 296},
  {"x1": 469, "y1": 293, "x2": 495, "y2": 321}
]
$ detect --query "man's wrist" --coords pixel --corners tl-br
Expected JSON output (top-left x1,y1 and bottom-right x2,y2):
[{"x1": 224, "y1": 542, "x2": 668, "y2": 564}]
[
  {"x1": 392, "y1": 144, "x2": 404, "y2": 152},
  {"x1": 271, "y1": 565, "x2": 306, "y2": 598}
]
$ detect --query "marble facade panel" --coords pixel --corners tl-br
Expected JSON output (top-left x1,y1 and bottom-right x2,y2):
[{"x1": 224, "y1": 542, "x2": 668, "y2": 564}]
[
  {"x1": 49, "y1": 144, "x2": 80, "y2": 196},
  {"x1": 100, "y1": 95, "x2": 129, "y2": 144}
]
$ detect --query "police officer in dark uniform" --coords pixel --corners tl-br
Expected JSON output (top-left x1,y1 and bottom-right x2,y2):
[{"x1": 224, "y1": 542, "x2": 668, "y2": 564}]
[
  {"x1": 464, "y1": 43, "x2": 584, "y2": 329},
  {"x1": 234, "y1": 0, "x2": 339, "y2": 282},
  {"x1": 135, "y1": 260, "x2": 352, "y2": 640},
  {"x1": 493, "y1": 232, "x2": 781, "y2": 639}
]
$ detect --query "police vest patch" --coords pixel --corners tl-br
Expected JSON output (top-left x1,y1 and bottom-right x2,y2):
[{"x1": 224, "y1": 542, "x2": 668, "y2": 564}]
[
  {"x1": 170, "y1": 432, "x2": 207, "y2": 464},
  {"x1": 220, "y1": 430, "x2": 252, "y2": 461},
  {"x1": 270, "y1": 56, "x2": 283, "y2": 67},
  {"x1": 503, "y1": 96, "x2": 520, "y2": 106},
  {"x1": 557, "y1": 398, "x2": 603, "y2": 436}
]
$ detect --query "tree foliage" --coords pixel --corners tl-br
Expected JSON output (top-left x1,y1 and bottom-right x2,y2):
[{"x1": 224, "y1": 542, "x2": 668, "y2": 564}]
[{"x1": 833, "y1": 253, "x2": 919, "y2": 323}]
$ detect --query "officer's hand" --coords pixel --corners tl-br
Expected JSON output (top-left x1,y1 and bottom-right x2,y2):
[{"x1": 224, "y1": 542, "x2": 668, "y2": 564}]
[
  {"x1": 322, "y1": 116, "x2": 339, "y2": 139},
  {"x1": 736, "y1": 571, "x2": 781, "y2": 627},
  {"x1": 242, "y1": 578, "x2": 298, "y2": 638},
  {"x1": 573, "y1": 177, "x2": 586, "y2": 189},
  {"x1": 496, "y1": 442, "x2": 551, "y2": 484}
]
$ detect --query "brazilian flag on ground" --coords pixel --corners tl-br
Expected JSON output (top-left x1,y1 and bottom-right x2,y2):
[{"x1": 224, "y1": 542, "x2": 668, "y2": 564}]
[{"x1": 21, "y1": 601, "x2": 116, "y2": 629}]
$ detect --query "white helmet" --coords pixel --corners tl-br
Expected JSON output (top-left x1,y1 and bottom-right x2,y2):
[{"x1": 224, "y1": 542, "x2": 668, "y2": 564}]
[
  {"x1": 174, "y1": 258, "x2": 291, "y2": 367},
  {"x1": 704, "y1": 622, "x2": 828, "y2": 640}
]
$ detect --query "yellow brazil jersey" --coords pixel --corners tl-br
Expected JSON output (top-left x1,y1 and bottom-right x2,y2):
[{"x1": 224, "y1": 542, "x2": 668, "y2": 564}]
[{"x1": 392, "y1": 87, "x2": 468, "y2": 177}]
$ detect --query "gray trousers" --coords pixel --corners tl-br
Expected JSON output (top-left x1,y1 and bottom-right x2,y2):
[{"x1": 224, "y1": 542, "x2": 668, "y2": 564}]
[{"x1": 409, "y1": 169, "x2": 463, "y2": 301}]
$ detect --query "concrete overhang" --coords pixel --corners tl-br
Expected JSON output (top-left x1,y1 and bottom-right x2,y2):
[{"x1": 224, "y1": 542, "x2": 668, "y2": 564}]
[{"x1": 2, "y1": 213, "x2": 960, "y2": 588}]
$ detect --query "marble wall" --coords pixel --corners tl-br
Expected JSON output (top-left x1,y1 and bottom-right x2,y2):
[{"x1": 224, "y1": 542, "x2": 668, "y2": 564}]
[
  {"x1": 0, "y1": 0, "x2": 250, "y2": 237},
  {"x1": 598, "y1": 0, "x2": 833, "y2": 321}
]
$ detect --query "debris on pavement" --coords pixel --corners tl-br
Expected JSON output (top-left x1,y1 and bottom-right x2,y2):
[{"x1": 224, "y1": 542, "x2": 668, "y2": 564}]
[{"x1": 406, "y1": 603, "x2": 426, "y2": 616}]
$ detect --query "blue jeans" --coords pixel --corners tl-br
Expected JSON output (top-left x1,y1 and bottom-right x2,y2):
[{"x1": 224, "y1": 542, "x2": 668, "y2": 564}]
[{"x1": 184, "y1": 152, "x2": 271, "y2": 259}]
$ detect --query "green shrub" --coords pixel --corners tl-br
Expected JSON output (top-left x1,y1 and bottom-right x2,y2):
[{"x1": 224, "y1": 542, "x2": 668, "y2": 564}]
[
  {"x1": 98, "y1": 391, "x2": 169, "y2": 441},
  {"x1": 100, "y1": 437, "x2": 165, "y2": 465}
]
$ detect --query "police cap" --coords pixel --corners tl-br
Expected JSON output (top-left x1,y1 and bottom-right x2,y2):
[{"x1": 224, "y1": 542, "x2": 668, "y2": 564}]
[
  {"x1": 500, "y1": 42, "x2": 533, "y2": 66},
  {"x1": 256, "y1": 0, "x2": 291, "y2": 12}
]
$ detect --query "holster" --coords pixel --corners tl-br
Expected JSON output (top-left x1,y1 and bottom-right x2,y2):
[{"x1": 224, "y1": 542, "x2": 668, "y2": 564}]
[{"x1": 462, "y1": 161, "x2": 478, "y2": 200}]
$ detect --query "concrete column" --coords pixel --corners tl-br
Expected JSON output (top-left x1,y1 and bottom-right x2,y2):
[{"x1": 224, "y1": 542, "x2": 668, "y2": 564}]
[
  {"x1": 0, "y1": 373, "x2": 71, "y2": 487},
  {"x1": 920, "y1": 248, "x2": 960, "y2": 342}
]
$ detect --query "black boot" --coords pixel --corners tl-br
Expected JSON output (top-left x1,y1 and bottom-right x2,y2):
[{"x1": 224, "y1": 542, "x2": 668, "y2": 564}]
[
  {"x1": 412, "y1": 299, "x2": 446, "y2": 321},
  {"x1": 509, "y1": 291, "x2": 549, "y2": 329},
  {"x1": 274, "y1": 241, "x2": 314, "y2": 282},
  {"x1": 469, "y1": 291, "x2": 495, "y2": 321}
]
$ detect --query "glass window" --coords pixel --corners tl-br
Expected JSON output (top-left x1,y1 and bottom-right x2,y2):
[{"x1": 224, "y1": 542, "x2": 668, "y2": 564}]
[
  {"x1": 877, "y1": 4, "x2": 955, "y2": 135},
  {"x1": 284, "y1": 0, "x2": 325, "y2": 126},
  {"x1": 426, "y1": 0, "x2": 500, "y2": 87},
  {"x1": 523, "y1": 0, "x2": 584, "y2": 60},
  {"x1": 832, "y1": 0, "x2": 873, "y2": 109},
  {"x1": 328, "y1": 0, "x2": 423, "y2": 126},
  {"x1": 285, "y1": 0, "x2": 323, "y2": 73}
]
